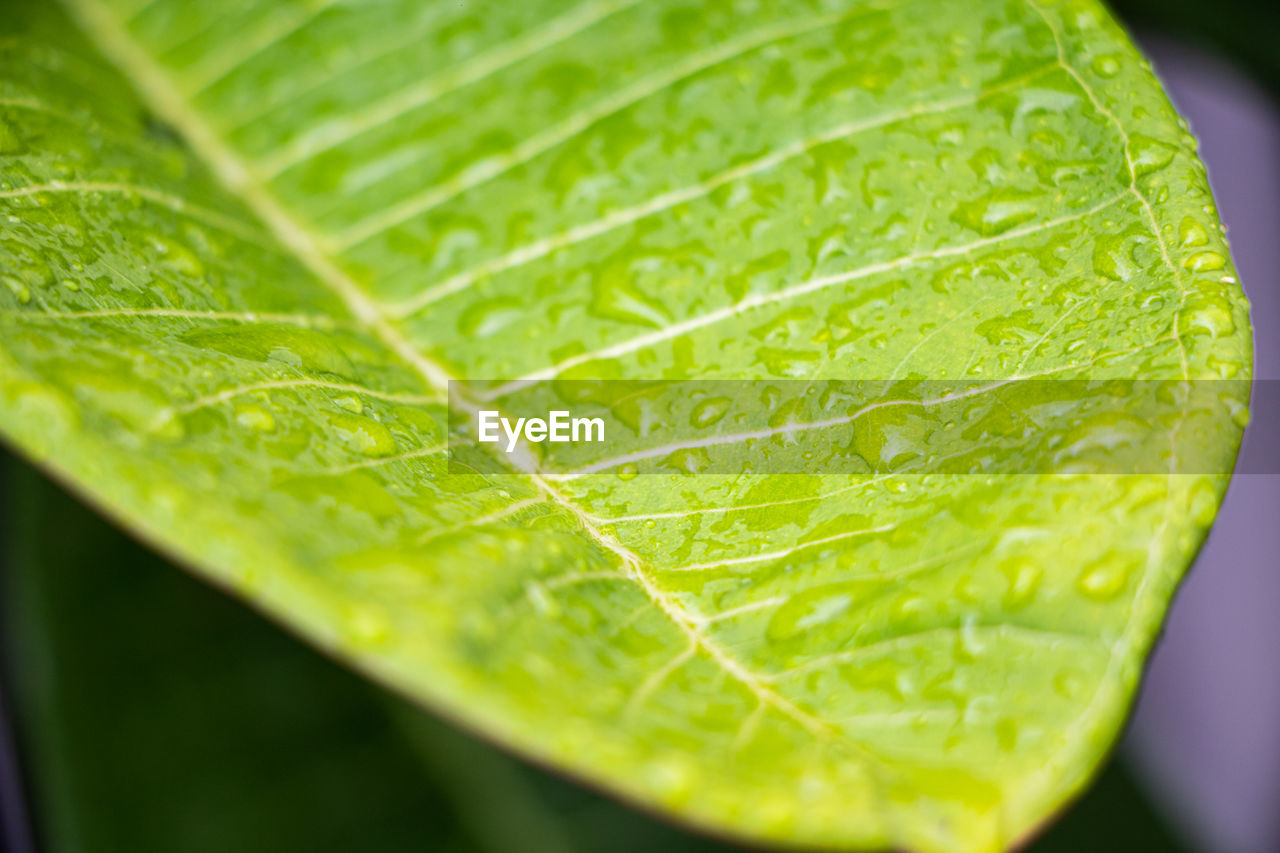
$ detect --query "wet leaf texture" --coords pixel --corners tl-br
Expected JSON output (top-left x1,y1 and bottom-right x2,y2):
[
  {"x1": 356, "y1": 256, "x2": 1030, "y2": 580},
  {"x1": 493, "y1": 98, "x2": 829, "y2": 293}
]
[{"x1": 0, "y1": 1, "x2": 1251, "y2": 850}]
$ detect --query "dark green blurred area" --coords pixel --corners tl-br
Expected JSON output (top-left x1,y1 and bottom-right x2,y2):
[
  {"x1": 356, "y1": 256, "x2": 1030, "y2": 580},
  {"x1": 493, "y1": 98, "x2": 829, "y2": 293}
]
[
  {"x1": 1111, "y1": 0, "x2": 1280, "y2": 95},
  {"x1": 0, "y1": 452, "x2": 1187, "y2": 853}
]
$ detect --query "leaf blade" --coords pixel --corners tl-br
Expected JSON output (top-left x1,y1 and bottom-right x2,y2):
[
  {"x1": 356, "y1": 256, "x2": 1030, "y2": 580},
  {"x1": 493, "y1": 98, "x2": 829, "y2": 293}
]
[{"x1": 0, "y1": 0, "x2": 1252, "y2": 851}]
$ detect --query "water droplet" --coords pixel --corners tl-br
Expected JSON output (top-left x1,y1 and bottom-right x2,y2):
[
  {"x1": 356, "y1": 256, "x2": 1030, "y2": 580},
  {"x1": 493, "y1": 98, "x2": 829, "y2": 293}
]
[
  {"x1": 951, "y1": 189, "x2": 1039, "y2": 236},
  {"x1": 458, "y1": 296, "x2": 524, "y2": 338},
  {"x1": 1180, "y1": 295, "x2": 1236, "y2": 338},
  {"x1": 145, "y1": 232, "x2": 204, "y2": 276},
  {"x1": 2, "y1": 274, "x2": 31, "y2": 304},
  {"x1": 998, "y1": 557, "x2": 1042, "y2": 610},
  {"x1": 345, "y1": 605, "x2": 391, "y2": 648},
  {"x1": 1178, "y1": 217, "x2": 1208, "y2": 248},
  {"x1": 1054, "y1": 668, "x2": 1086, "y2": 700},
  {"x1": 616, "y1": 462, "x2": 638, "y2": 481},
  {"x1": 1129, "y1": 134, "x2": 1177, "y2": 178},
  {"x1": 975, "y1": 310, "x2": 1038, "y2": 345},
  {"x1": 644, "y1": 755, "x2": 695, "y2": 804},
  {"x1": 1092, "y1": 231, "x2": 1139, "y2": 282},
  {"x1": 589, "y1": 266, "x2": 671, "y2": 327},
  {"x1": 660, "y1": 447, "x2": 711, "y2": 475},
  {"x1": 1182, "y1": 251, "x2": 1225, "y2": 272},
  {"x1": 235, "y1": 405, "x2": 275, "y2": 432},
  {"x1": 1188, "y1": 478, "x2": 1222, "y2": 526},
  {"x1": 689, "y1": 396, "x2": 731, "y2": 429},
  {"x1": 766, "y1": 582, "x2": 862, "y2": 643},
  {"x1": 334, "y1": 394, "x2": 363, "y2": 414},
  {"x1": 1227, "y1": 396, "x2": 1250, "y2": 428},
  {"x1": 180, "y1": 326, "x2": 357, "y2": 379},
  {"x1": 1076, "y1": 555, "x2": 1134, "y2": 601},
  {"x1": 1091, "y1": 55, "x2": 1120, "y2": 78},
  {"x1": 149, "y1": 407, "x2": 186, "y2": 440},
  {"x1": 755, "y1": 346, "x2": 820, "y2": 377},
  {"x1": 328, "y1": 411, "x2": 397, "y2": 457},
  {"x1": 524, "y1": 581, "x2": 559, "y2": 617}
]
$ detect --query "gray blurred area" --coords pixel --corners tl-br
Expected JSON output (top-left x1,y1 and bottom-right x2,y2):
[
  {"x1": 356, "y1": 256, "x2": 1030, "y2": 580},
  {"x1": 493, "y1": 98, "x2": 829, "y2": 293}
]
[{"x1": 1125, "y1": 35, "x2": 1280, "y2": 853}]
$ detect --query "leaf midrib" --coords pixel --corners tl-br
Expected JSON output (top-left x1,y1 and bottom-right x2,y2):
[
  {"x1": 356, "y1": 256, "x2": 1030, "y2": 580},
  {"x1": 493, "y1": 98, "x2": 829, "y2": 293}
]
[
  {"x1": 56, "y1": 0, "x2": 1208, "y2": 842},
  {"x1": 60, "y1": 0, "x2": 868, "y2": 783}
]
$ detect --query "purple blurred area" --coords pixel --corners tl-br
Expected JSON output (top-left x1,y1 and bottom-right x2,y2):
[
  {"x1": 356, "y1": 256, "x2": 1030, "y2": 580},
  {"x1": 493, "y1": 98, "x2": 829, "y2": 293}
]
[{"x1": 1124, "y1": 34, "x2": 1280, "y2": 853}]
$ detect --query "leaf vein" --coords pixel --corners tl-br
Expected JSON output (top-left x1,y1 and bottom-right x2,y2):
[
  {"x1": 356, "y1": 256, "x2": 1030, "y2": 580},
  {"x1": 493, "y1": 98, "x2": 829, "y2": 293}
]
[
  {"x1": 765, "y1": 622, "x2": 1101, "y2": 682},
  {"x1": 388, "y1": 62, "x2": 1058, "y2": 317},
  {"x1": 255, "y1": 0, "x2": 642, "y2": 178},
  {"x1": 4, "y1": 307, "x2": 335, "y2": 327},
  {"x1": 66, "y1": 0, "x2": 855, "y2": 766},
  {"x1": 0, "y1": 180, "x2": 272, "y2": 246},
  {"x1": 487, "y1": 192, "x2": 1129, "y2": 400},
  {"x1": 327, "y1": 6, "x2": 898, "y2": 250},
  {"x1": 181, "y1": 0, "x2": 346, "y2": 95}
]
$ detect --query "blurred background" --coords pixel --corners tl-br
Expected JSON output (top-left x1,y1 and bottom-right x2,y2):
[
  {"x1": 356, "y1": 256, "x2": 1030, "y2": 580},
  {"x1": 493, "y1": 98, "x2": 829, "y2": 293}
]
[{"x1": 2, "y1": 2, "x2": 1278, "y2": 851}]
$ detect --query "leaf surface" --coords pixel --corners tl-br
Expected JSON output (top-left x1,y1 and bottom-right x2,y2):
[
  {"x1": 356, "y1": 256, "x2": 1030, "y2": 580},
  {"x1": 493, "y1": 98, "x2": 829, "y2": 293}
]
[{"x1": 0, "y1": 0, "x2": 1251, "y2": 850}]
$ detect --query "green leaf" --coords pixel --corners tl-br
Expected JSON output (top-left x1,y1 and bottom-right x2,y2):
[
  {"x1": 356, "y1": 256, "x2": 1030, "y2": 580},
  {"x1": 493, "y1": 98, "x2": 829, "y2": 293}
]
[{"x1": 0, "y1": 0, "x2": 1251, "y2": 851}]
